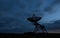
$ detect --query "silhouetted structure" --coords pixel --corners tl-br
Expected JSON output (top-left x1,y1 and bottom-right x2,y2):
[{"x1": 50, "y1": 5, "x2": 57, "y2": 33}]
[{"x1": 27, "y1": 13, "x2": 48, "y2": 33}]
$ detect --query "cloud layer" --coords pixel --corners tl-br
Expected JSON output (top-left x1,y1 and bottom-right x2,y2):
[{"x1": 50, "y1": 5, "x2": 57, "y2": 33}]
[{"x1": 0, "y1": 0, "x2": 60, "y2": 33}]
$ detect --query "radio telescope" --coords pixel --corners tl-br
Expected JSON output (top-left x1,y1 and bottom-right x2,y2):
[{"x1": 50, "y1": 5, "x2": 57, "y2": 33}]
[{"x1": 27, "y1": 13, "x2": 48, "y2": 33}]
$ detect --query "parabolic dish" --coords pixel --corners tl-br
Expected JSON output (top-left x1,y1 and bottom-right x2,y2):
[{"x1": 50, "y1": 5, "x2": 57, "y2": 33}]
[{"x1": 27, "y1": 17, "x2": 42, "y2": 22}]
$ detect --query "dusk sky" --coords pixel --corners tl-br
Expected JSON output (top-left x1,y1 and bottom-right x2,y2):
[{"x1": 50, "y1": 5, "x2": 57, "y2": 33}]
[{"x1": 0, "y1": 0, "x2": 60, "y2": 33}]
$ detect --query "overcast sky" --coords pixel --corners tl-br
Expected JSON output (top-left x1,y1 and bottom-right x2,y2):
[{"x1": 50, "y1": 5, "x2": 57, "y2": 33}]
[{"x1": 0, "y1": 0, "x2": 60, "y2": 33}]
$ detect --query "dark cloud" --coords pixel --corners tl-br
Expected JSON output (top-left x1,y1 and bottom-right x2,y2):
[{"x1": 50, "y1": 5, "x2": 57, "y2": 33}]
[
  {"x1": 18, "y1": 1, "x2": 26, "y2": 9},
  {"x1": 44, "y1": 20, "x2": 60, "y2": 30},
  {"x1": 0, "y1": 16, "x2": 34, "y2": 33},
  {"x1": 0, "y1": 0, "x2": 14, "y2": 11},
  {"x1": 55, "y1": 0, "x2": 60, "y2": 3},
  {"x1": 44, "y1": 0, "x2": 60, "y2": 13},
  {"x1": 0, "y1": 17, "x2": 16, "y2": 27},
  {"x1": 44, "y1": 6, "x2": 52, "y2": 12}
]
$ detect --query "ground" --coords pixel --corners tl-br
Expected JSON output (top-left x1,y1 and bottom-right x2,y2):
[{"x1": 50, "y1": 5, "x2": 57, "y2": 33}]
[{"x1": 0, "y1": 32, "x2": 60, "y2": 38}]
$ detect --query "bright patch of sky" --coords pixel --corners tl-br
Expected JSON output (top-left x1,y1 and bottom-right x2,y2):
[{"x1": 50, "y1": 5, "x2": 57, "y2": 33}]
[{"x1": 40, "y1": 3, "x2": 60, "y2": 23}]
